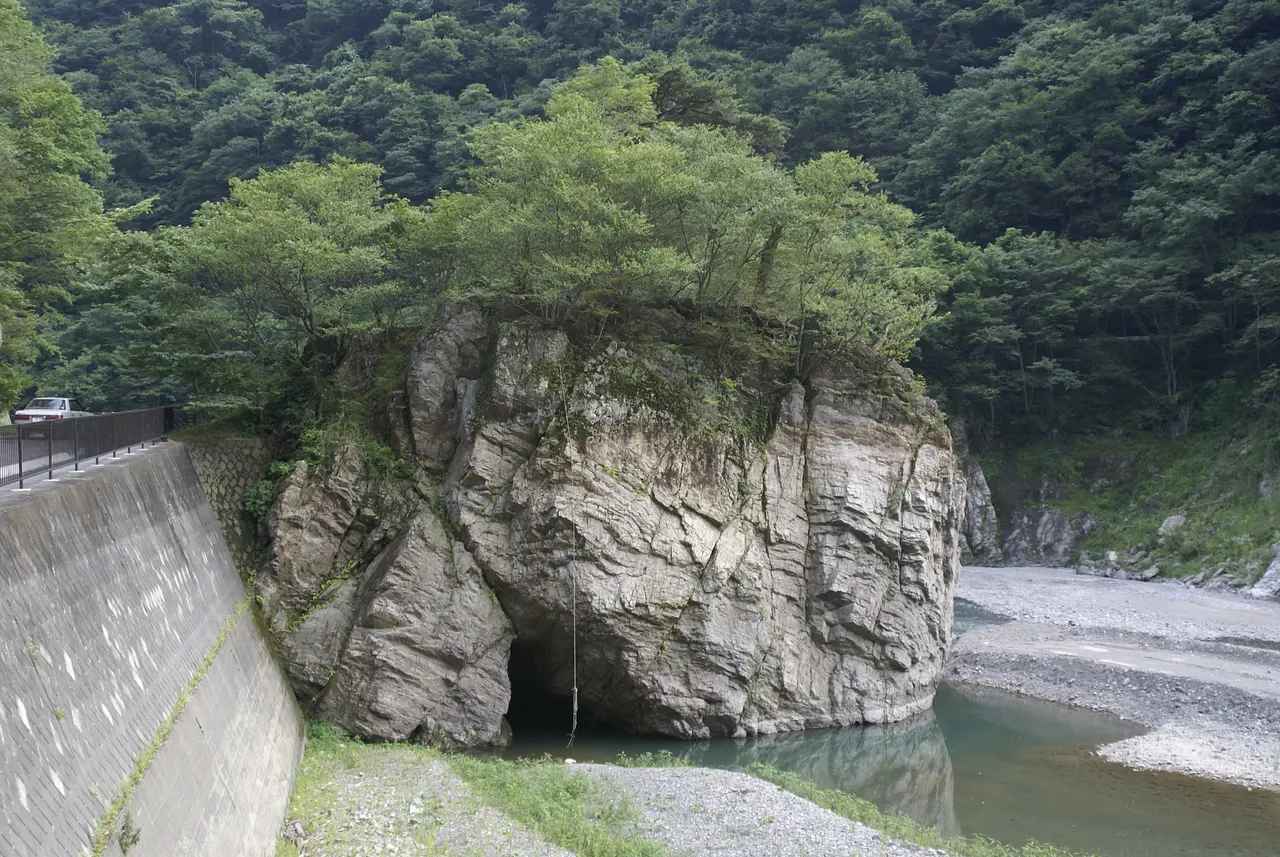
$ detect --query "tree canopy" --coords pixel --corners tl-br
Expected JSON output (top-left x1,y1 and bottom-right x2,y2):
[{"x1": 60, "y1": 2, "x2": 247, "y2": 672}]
[
  {"x1": 8, "y1": 0, "x2": 1280, "y2": 449},
  {"x1": 445, "y1": 59, "x2": 953, "y2": 364},
  {"x1": 0, "y1": 0, "x2": 110, "y2": 407}
]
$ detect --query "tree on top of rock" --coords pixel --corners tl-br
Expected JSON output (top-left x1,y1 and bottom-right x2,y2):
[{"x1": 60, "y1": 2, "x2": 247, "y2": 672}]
[{"x1": 437, "y1": 58, "x2": 958, "y2": 369}]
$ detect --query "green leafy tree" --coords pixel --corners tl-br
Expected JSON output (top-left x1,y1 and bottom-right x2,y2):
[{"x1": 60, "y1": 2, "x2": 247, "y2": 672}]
[
  {"x1": 0, "y1": 0, "x2": 110, "y2": 409},
  {"x1": 446, "y1": 59, "x2": 953, "y2": 367},
  {"x1": 179, "y1": 157, "x2": 427, "y2": 411}
]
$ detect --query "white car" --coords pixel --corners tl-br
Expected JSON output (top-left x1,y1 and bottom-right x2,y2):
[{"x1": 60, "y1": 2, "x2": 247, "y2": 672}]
[{"x1": 12, "y1": 397, "x2": 94, "y2": 423}]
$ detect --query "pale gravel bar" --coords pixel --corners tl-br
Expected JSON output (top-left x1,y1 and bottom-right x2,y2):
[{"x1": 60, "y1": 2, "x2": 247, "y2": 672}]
[
  {"x1": 957, "y1": 565, "x2": 1280, "y2": 642},
  {"x1": 952, "y1": 566, "x2": 1280, "y2": 791},
  {"x1": 581, "y1": 764, "x2": 948, "y2": 857}
]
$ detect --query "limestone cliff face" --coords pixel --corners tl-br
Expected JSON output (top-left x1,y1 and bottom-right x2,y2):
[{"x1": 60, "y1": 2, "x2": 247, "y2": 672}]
[{"x1": 259, "y1": 308, "x2": 964, "y2": 745}]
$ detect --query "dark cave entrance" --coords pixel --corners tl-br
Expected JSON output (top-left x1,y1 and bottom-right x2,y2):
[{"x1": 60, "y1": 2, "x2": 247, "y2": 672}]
[
  {"x1": 501, "y1": 636, "x2": 627, "y2": 746},
  {"x1": 504, "y1": 638, "x2": 580, "y2": 735}
]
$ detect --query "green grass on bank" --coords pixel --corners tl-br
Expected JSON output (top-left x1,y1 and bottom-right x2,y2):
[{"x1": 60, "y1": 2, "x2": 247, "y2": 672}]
[
  {"x1": 449, "y1": 756, "x2": 668, "y2": 857},
  {"x1": 275, "y1": 725, "x2": 384, "y2": 857},
  {"x1": 986, "y1": 428, "x2": 1280, "y2": 581},
  {"x1": 279, "y1": 724, "x2": 1094, "y2": 857},
  {"x1": 747, "y1": 763, "x2": 1092, "y2": 857},
  {"x1": 278, "y1": 723, "x2": 668, "y2": 857}
]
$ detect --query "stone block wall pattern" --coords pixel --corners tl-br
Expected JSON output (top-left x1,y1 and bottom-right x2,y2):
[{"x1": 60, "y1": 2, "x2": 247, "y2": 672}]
[
  {"x1": 184, "y1": 437, "x2": 272, "y2": 576},
  {"x1": 0, "y1": 444, "x2": 303, "y2": 857}
]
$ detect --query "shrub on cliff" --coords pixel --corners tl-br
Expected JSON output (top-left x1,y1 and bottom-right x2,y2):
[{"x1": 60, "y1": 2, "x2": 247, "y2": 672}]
[{"x1": 437, "y1": 58, "x2": 962, "y2": 371}]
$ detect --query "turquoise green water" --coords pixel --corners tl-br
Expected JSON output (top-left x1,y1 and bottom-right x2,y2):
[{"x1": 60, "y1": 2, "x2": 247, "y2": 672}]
[{"x1": 503, "y1": 607, "x2": 1280, "y2": 856}]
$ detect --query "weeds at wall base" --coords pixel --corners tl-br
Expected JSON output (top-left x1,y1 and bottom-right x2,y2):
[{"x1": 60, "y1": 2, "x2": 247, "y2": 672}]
[{"x1": 88, "y1": 600, "x2": 248, "y2": 856}]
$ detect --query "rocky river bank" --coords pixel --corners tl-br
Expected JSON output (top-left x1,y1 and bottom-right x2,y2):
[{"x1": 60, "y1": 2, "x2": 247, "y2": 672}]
[
  {"x1": 276, "y1": 567, "x2": 1280, "y2": 857},
  {"x1": 949, "y1": 566, "x2": 1280, "y2": 791}
]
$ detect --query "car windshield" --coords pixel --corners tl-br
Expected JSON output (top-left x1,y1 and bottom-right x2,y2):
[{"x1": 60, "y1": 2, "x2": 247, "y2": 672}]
[{"x1": 25, "y1": 399, "x2": 62, "y2": 409}]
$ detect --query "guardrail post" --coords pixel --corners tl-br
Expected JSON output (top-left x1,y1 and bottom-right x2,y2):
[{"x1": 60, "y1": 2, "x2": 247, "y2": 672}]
[{"x1": 3, "y1": 405, "x2": 182, "y2": 489}]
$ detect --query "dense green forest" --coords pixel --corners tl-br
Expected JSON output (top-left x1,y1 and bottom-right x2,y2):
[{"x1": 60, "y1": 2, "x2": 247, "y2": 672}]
[{"x1": 3, "y1": 0, "x2": 1280, "y2": 453}]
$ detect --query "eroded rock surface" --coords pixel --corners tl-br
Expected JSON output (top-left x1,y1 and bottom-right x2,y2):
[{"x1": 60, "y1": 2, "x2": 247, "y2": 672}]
[
  {"x1": 441, "y1": 323, "x2": 962, "y2": 738},
  {"x1": 961, "y1": 463, "x2": 1001, "y2": 565},
  {"x1": 1250, "y1": 545, "x2": 1280, "y2": 601},
  {"x1": 1001, "y1": 506, "x2": 1097, "y2": 567},
  {"x1": 316, "y1": 513, "x2": 515, "y2": 747},
  {"x1": 261, "y1": 314, "x2": 964, "y2": 745},
  {"x1": 260, "y1": 443, "x2": 513, "y2": 747}
]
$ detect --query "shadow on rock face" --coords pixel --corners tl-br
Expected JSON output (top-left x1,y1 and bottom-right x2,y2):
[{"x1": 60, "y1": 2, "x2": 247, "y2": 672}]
[{"x1": 506, "y1": 637, "x2": 583, "y2": 734}]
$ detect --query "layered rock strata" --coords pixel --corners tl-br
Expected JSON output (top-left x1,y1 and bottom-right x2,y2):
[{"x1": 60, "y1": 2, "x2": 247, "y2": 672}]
[{"x1": 258, "y1": 309, "x2": 965, "y2": 744}]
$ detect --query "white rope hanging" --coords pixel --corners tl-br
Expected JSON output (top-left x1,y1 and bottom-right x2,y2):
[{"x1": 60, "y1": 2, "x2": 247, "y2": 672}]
[{"x1": 568, "y1": 514, "x2": 579, "y2": 748}]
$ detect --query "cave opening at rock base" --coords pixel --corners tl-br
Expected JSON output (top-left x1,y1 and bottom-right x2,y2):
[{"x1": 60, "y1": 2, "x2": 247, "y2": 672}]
[{"x1": 505, "y1": 637, "x2": 600, "y2": 741}]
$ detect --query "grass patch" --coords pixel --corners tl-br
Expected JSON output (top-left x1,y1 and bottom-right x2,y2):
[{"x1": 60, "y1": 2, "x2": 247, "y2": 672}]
[
  {"x1": 448, "y1": 755, "x2": 668, "y2": 857},
  {"x1": 747, "y1": 763, "x2": 1093, "y2": 857},
  {"x1": 91, "y1": 600, "x2": 248, "y2": 856},
  {"x1": 275, "y1": 724, "x2": 390, "y2": 857},
  {"x1": 277, "y1": 726, "x2": 668, "y2": 857},
  {"x1": 613, "y1": 750, "x2": 691, "y2": 768}
]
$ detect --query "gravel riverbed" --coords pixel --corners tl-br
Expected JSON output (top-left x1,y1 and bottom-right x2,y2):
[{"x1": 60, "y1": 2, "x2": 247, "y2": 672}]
[
  {"x1": 579, "y1": 765, "x2": 947, "y2": 857},
  {"x1": 952, "y1": 567, "x2": 1280, "y2": 791},
  {"x1": 283, "y1": 745, "x2": 948, "y2": 857},
  {"x1": 280, "y1": 749, "x2": 575, "y2": 857}
]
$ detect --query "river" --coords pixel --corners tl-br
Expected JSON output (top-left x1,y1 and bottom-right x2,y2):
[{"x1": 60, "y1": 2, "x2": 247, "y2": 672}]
[{"x1": 502, "y1": 604, "x2": 1280, "y2": 856}]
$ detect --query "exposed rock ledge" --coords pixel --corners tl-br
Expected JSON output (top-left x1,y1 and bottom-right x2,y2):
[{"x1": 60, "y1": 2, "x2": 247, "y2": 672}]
[{"x1": 257, "y1": 308, "x2": 964, "y2": 746}]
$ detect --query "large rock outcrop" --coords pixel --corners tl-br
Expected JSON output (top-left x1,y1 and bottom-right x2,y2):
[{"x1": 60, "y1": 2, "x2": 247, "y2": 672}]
[
  {"x1": 259, "y1": 309, "x2": 965, "y2": 744},
  {"x1": 1001, "y1": 506, "x2": 1098, "y2": 566},
  {"x1": 948, "y1": 422, "x2": 1000, "y2": 566},
  {"x1": 1251, "y1": 545, "x2": 1280, "y2": 601},
  {"x1": 258, "y1": 443, "x2": 514, "y2": 748}
]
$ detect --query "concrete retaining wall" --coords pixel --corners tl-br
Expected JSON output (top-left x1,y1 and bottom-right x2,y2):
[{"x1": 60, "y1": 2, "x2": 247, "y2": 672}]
[{"x1": 0, "y1": 443, "x2": 302, "y2": 857}]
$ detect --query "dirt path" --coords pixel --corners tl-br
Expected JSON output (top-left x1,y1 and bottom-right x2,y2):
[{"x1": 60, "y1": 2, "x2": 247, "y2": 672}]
[{"x1": 951, "y1": 567, "x2": 1280, "y2": 791}]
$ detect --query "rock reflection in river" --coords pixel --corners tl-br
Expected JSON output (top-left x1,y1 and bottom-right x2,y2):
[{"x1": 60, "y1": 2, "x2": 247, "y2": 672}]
[
  {"x1": 682, "y1": 709, "x2": 958, "y2": 836},
  {"x1": 504, "y1": 682, "x2": 1280, "y2": 857},
  {"x1": 502, "y1": 702, "x2": 958, "y2": 836}
]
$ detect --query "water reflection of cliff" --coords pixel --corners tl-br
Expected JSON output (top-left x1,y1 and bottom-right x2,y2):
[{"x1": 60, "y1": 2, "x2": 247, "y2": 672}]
[{"x1": 687, "y1": 710, "x2": 959, "y2": 836}]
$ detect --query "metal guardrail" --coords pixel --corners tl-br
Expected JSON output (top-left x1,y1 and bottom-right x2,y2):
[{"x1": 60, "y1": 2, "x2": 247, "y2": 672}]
[{"x1": 0, "y1": 407, "x2": 170, "y2": 489}]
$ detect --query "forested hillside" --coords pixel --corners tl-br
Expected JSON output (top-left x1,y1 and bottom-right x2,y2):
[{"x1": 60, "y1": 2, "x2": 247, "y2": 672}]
[{"x1": 4, "y1": 0, "x2": 1280, "y2": 455}]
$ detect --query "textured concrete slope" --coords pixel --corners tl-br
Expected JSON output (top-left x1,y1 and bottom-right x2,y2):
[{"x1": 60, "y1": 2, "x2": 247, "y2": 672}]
[{"x1": 0, "y1": 443, "x2": 302, "y2": 856}]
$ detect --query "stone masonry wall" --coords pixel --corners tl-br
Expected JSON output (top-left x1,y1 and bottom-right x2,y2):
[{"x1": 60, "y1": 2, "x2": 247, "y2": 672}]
[
  {"x1": 184, "y1": 438, "x2": 272, "y2": 577},
  {"x1": 0, "y1": 443, "x2": 302, "y2": 857}
]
